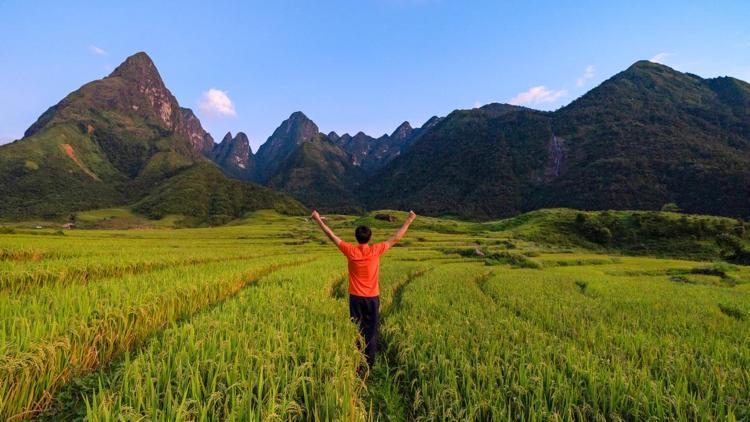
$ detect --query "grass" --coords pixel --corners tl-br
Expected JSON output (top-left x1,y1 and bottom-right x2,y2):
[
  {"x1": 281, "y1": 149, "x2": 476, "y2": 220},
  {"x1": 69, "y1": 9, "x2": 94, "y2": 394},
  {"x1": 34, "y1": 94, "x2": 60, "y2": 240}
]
[
  {"x1": 82, "y1": 259, "x2": 364, "y2": 420},
  {"x1": 0, "y1": 209, "x2": 748, "y2": 420}
]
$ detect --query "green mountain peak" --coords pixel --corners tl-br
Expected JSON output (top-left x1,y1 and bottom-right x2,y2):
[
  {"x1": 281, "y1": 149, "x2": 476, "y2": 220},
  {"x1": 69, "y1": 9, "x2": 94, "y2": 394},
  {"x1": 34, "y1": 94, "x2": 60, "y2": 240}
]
[{"x1": 0, "y1": 52, "x2": 305, "y2": 222}]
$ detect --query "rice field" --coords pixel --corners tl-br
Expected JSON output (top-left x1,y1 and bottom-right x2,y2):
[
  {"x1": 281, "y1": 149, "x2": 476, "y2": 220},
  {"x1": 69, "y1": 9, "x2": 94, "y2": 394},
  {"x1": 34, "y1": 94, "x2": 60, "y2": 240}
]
[{"x1": 1, "y1": 210, "x2": 748, "y2": 420}]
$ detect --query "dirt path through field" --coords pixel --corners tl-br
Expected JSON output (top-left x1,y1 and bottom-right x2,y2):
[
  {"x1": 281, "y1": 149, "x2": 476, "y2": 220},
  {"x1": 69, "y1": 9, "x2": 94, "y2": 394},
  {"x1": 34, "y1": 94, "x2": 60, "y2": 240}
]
[{"x1": 366, "y1": 266, "x2": 434, "y2": 421}]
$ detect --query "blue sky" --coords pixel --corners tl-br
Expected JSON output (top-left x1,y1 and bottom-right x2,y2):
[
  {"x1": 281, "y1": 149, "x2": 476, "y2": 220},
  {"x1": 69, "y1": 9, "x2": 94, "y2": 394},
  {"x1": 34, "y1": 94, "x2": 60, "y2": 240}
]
[{"x1": 1, "y1": 0, "x2": 749, "y2": 150}]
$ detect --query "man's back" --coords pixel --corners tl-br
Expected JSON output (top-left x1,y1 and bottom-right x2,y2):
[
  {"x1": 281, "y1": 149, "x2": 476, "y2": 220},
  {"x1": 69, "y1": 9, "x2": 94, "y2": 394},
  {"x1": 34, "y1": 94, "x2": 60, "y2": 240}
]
[
  {"x1": 338, "y1": 241, "x2": 390, "y2": 297},
  {"x1": 310, "y1": 209, "x2": 416, "y2": 367}
]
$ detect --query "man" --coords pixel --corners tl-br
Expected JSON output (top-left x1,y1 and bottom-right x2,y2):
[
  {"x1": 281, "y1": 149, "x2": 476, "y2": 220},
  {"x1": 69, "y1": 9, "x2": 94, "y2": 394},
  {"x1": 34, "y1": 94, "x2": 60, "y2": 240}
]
[{"x1": 311, "y1": 209, "x2": 417, "y2": 367}]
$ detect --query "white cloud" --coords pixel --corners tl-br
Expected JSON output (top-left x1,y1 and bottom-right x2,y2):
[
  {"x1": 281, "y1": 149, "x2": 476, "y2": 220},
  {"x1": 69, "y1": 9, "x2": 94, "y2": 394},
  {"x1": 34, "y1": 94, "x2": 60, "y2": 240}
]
[
  {"x1": 510, "y1": 86, "x2": 567, "y2": 106},
  {"x1": 576, "y1": 65, "x2": 596, "y2": 87},
  {"x1": 89, "y1": 45, "x2": 107, "y2": 56},
  {"x1": 198, "y1": 89, "x2": 237, "y2": 118},
  {"x1": 473, "y1": 101, "x2": 482, "y2": 109},
  {"x1": 649, "y1": 52, "x2": 671, "y2": 64}
]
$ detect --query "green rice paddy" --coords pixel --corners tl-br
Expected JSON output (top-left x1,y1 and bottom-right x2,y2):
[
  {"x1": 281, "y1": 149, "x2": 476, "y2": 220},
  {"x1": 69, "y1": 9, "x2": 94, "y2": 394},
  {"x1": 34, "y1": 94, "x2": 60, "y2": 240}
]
[{"x1": 0, "y1": 210, "x2": 748, "y2": 420}]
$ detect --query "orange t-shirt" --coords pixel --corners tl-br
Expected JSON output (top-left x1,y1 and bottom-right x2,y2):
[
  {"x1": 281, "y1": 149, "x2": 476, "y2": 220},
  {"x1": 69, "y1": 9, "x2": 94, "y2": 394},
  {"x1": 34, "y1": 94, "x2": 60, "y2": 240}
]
[{"x1": 337, "y1": 241, "x2": 390, "y2": 297}]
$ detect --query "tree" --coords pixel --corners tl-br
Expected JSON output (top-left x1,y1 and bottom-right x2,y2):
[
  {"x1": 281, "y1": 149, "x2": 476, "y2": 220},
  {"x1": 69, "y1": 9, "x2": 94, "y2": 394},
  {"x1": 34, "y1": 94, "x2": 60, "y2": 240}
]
[
  {"x1": 715, "y1": 233, "x2": 750, "y2": 264},
  {"x1": 661, "y1": 203, "x2": 681, "y2": 213}
]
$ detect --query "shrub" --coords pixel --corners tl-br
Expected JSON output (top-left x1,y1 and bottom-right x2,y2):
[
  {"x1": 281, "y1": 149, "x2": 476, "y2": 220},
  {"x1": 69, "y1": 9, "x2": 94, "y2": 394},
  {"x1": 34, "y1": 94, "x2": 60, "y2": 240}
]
[
  {"x1": 661, "y1": 203, "x2": 681, "y2": 212},
  {"x1": 574, "y1": 280, "x2": 588, "y2": 293},
  {"x1": 668, "y1": 263, "x2": 739, "y2": 287},
  {"x1": 575, "y1": 215, "x2": 613, "y2": 244},
  {"x1": 485, "y1": 251, "x2": 541, "y2": 269},
  {"x1": 440, "y1": 247, "x2": 477, "y2": 257},
  {"x1": 715, "y1": 233, "x2": 750, "y2": 264},
  {"x1": 669, "y1": 275, "x2": 692, "y2": 284},
  {"x1": 730, "y1": 249, "x2": 750, "y2": 265},
  {"x1": 732, "y1": 222, "x2": 745, "y2": 238},
  {"x1": 718, "y1": 303, "x2": 745, "y2": 321},
  {"x1": 491, "y1": 239, "x2": 516, "y2": 249}
]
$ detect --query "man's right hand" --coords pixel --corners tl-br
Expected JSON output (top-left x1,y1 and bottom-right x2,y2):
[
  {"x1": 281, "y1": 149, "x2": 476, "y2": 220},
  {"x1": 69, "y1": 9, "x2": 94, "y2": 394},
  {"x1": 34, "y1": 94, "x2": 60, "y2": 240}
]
[{"x1": 386, "y1": 210, "x2": 417, "y2": 247}]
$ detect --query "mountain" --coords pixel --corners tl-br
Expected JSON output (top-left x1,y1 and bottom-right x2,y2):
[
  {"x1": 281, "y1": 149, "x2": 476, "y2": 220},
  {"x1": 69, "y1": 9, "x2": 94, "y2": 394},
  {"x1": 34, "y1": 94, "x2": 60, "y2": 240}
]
[
  {"x1": 254, "y1": 111, "x2": 319, "y2": 182},
  {"x1": 539, "y1": 61, "x2": 750, "y2": 216},
  {"x1": 210, "y1": 132, "x2": 255, "y2": 180},
  {"x1": 363, "y1": 105, "x2": 553, "y2": 219},
  {"x1": 251, "y1": 116, "x2": 441, "y2": 211},
  {"x1": 222, "y1": 113, "x2": 433, "y2": 212},
  {"x1": 327, "y1": 131, "x2": 341, "y2": 142},
  {"x1": 25, "y1": 52, "x2": 215, "y2": 156},
  {"x1": 334, "y1": 131, "x2": 381, "y2": 171},
  {"x1": 0, "y1": 52, "x2": 305, "y2": 221},
  {"x1": 364, "y1": 61, "x2": 750, "y2": 219},
  {"x1": 267, "y1": 134, "x2": 365, "y2": 213},
  {"x1": 331, "y1": 118, "x2": 439, "y2": 173},
  {"x1": 391, "y1": 121, "x2": 414, "y2": 141},
  {"x1": 6, "y1": 54, "x2": 750, "y2": 222}
]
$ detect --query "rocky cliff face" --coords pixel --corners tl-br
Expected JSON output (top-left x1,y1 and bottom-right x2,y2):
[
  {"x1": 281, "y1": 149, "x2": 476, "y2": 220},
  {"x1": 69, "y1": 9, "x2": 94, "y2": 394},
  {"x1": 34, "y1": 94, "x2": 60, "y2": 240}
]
[
  {"x1": 327, "y1": 131, "x2": 340, "y2": 142},
  {"x1": 390, "y1": 121, "x2": 413, "y2": 141},
  {"x1": 108, "y1": 52, "x2": 177, "y2": 127},
  {"x1": 334, "y1": 131, "x2": 378, "y2": 167},
  {"x1": 178, "y1": 108, "x2": 215, "y2": 155},
  {"x1": 210, "y1": 132, "x2": 255, "y2": 180},
  {"x1": 108, "y1": 52, "x2": 215, "y2": 155}
]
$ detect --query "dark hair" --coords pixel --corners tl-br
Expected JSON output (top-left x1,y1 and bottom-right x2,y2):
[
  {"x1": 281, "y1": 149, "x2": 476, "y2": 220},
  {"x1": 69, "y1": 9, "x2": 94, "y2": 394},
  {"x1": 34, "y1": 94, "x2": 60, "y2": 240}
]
[{"x1": 355, "y1": 225, "x2": 372, "y2": 244}]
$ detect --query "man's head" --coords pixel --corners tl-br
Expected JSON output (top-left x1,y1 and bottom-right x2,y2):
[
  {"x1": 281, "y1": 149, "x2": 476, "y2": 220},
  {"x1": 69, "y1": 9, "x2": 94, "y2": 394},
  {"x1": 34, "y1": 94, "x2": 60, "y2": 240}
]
[{"x1": 355, "y1": 225, "x2": 372, "y2": 244}]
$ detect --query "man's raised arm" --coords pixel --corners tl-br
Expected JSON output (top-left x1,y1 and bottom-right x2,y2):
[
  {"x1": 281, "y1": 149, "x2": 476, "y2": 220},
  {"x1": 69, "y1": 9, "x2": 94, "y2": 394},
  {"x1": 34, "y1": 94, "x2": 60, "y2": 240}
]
[
  {"x1": 386, "y1": 210, "x2": 417, "y2": 247},
  {"x1": 311, "y1": 210, "x2": 342, "y2": 246}
]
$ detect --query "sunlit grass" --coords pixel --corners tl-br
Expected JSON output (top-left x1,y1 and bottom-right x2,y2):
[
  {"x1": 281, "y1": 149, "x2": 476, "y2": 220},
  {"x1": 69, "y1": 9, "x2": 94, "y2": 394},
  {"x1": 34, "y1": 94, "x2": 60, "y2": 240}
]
[{"x1": 0, "y1": 210, "x2": 747, "y2": 420}]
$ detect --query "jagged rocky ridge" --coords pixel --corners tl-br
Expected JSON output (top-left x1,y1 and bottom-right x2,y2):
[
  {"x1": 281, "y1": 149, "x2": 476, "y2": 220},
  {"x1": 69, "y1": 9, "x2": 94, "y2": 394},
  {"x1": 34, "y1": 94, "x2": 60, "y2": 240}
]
[
  {"x1": 210, "y1": 132, "x2": 255, "y2": 180},
  {"x1": 209, "y1": 111, "x2": 442, "y2": 211}
]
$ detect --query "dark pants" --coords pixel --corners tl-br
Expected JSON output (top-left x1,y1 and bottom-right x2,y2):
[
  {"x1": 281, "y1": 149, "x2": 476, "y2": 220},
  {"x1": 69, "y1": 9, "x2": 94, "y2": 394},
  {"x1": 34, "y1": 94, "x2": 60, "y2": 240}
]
[{"x1": 349, "y1": 294, "x2": 380, "y2": 366}]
